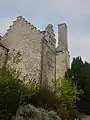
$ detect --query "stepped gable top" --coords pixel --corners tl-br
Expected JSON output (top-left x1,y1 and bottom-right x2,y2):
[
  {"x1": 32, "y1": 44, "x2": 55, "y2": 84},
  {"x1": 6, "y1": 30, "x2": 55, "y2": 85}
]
[
  {"x1": 3, "y1": 16, "x2": 56, "y2": 40},
  {"x1": 43, "y1": 24, "x2": 56, "y2": 44},
  {"x1": 45, "y1": 24, "x2": 55, "y2": 37},
  {"x1": 16, "y1": 16, "x2": 37, "y2": 28},
  {"x1": 3, "y1": 16, "x2": 43, "y2": 38},
  {"x1": 2, "y1": 16, "x2": 57, "y2": 50}
]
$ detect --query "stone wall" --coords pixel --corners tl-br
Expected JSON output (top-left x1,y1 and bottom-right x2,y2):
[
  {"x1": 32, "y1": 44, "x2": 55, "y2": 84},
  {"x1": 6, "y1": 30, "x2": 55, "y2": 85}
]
[
  {"x1": 2, "y1": 17, "x2": 56, "y2": 85},
  {"x1": 56, "y1": 23, "x2": 70, "y2": 79},
  {"x1": 41, "y1": 24, "x2": 56, "y2": 86},
  {"x1": 2, "y1": 16, "x2": 43, "y2": 82},
  {"x1": 56, "y1": 49, "x2": 70, "y2": 79},
  {"x1": 1, "y1": 16, "x2": 70, "y2": 84},
  {"x1": 41, "y1": 40, "x2": 56, "y2": 86},
  {"x1": 56, "y1": 50, "x2": 66, "y2": 79}
]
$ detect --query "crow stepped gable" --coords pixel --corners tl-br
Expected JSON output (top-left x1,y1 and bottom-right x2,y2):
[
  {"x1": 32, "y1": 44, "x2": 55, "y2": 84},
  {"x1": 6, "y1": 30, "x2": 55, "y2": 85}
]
[{"x1": 0, "y1": 16, "x2": 70, "y2": 85}]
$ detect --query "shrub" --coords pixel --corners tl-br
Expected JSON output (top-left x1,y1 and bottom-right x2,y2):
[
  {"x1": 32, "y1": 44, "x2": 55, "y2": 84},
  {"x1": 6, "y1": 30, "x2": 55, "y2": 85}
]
[
  {"x1": 25, "y1": 87, "x2": 60, "y2": 112},
  {"x1": 0, "y1": 69, "x2": 30, "y2": 119},
  {"x1": 0, "y1": 68, "x2": 83, "y2": 120},
  {"x1": 51, "y1": 78, "x2": 84, "y2": 119}
]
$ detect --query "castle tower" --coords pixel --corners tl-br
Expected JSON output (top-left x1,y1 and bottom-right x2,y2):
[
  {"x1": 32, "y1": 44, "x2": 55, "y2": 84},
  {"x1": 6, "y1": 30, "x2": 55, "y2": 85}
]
[{"x1": 56, "y1": 23, "x2": 70, "y2": 79}]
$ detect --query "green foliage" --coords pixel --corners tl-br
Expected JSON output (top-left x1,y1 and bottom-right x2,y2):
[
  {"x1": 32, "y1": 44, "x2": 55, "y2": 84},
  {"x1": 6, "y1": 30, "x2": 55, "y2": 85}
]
[
  {"x1": 26, "y1": 87, "x2": 59, "y2": 112},
  {"x1": 0, "y1": 68, "x2": 82, "y2": 120},
  {"x1": 0, "y1": 70, "x2": 23, "y2": 119},
  {"x1": 55, "y1": 79, "x2": 83, "y2": 106},
  {"x1": 24, "y1": 79, "x2": 40, "y2": 96},
  {"x1": 0, "y1": 69, "x2": 39, "y2": 120},
  {"x1": 66, "y1": 56, "x2": 90, "y2": 114},
  {"x1": 51, "y1": 78, "x2": 83, "y2": 119},
  {"x1": 0, "y1": 56, "x2": 84, "y2": 120}
]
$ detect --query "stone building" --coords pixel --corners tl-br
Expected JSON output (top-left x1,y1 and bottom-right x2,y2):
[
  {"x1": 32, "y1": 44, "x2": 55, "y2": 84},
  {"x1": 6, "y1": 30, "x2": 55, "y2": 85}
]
[{"x1": 0, "y1": 16, "x2": 70, "y2": 85}]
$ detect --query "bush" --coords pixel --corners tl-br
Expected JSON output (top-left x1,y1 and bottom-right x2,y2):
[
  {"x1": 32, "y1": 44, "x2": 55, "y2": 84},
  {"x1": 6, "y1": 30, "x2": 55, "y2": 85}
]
[
  {"x1": 26, "y1": 87, "x2": 60, "y2": 111},
  {"x1": 51, "y1": 78, "x2": 84, "y2": 119},
  {"x1": 0, "y1": 68, "x2": 83, "y2": 120},
  {"x1": 0, "y1": 69, "x2": 31, "y2": 120}
]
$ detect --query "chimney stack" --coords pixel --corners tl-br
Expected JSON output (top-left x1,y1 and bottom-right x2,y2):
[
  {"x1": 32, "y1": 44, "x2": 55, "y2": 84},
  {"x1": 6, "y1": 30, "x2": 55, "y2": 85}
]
[{"x1": 58, "y1": 23, "x2": 68, "y2": 49}]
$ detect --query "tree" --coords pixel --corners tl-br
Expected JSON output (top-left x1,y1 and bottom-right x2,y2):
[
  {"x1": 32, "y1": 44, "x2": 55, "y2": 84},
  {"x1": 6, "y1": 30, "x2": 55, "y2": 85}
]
[
  {"x1": 51, "y1": 78, "x2": 83, "y2": 119},
  {"x1": 66, "y1": 56, "x2": 90, "y2": 114}
]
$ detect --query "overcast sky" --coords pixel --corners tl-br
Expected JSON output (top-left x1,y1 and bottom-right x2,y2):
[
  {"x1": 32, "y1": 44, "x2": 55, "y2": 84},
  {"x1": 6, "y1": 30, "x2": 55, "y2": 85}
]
[{"x1": 0, "y1": 0, "x2": 90, "y2": 63}]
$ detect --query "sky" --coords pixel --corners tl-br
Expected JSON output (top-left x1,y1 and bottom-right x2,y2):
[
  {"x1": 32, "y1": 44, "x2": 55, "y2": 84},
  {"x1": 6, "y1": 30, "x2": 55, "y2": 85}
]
[{"x1": 0, "y1": 0, "x2": 90, "y2": 64}]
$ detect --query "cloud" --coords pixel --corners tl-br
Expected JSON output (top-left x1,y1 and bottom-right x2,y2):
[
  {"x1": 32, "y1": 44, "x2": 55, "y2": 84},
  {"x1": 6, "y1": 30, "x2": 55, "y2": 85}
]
[
  {"x1": 0, "y1": 0, "x2": 90, "y2": 63},
  {"x1": 0, "y1": 0, "x2": 90, "y2": 20},
  {"x1": 69, "y1": 33, "x2": 90, "y2": 62},
  {"x1": 0, "y1": 17, "x2": 15, "y2": 35},
  {"x1": 49, "y1": 0, "x2": 90, "y2": 19}
]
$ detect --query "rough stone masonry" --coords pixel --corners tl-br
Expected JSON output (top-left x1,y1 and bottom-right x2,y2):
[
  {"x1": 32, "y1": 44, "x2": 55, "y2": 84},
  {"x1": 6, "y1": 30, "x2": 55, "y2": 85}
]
[{"x1": 0, "y1": 16, "x2": 70, "y2": 86}]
